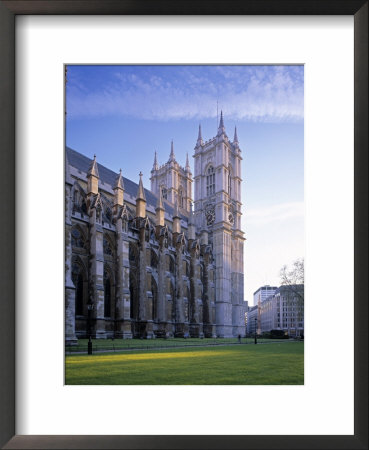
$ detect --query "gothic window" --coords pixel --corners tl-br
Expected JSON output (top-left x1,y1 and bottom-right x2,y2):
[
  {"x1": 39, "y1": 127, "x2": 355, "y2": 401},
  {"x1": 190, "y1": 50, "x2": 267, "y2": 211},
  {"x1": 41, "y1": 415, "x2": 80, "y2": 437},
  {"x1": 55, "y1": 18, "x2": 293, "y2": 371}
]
[
  {"x1": 161, "y1": 186, "x2": 167, "y2": 200},
  {"x1": 129, "y1": 242, "x2": 138, "y2": 264},
  {"x1": 96, "y1": 207, "x2": 102, "y2": 224},
  {"x1": 206, "y1": 166, "x2": 215, "y2": 196},
  {"x1": 228, "y1": 170, "x2": 232, "y2": 197},
  {"x1": 103, "y1": 207, "x2": 112, "y2": 224},
  {"x1": 185, "y1": 260, "x2": 190, "y2": 277},
  {"x1": 184, "y1": 299, "x2": 188, "y2": 322},
  {"x1": 73, "y1": 189, "x2": 87, "y2": 214},
  {"x1": 72, "y1": 260, "x2": 85, "y2": 316},
  {"x1": 75, "y1": 273, "x2": 83, "y2": 315},
  {"x1": 104, "y1": 277, "x2": 111, "y2": 318},
  {"x1": 206, "y1": 208, "x2": 215, "y2": 226},
  {"x1": 122, "y1": 219, "x2": 128, "y2": 233},
  {"x1": 151, "y1": 250, "x2": 158, "y2": 268},
  {"x1": 81, "y1": 200, "x2": 87, "y2": 214},
  {"x1": 129, "y1": 271, "x2": 139, "y2": 320},
  {"x1": 228, "y1": 210, "x2": 234, "y2": 225},
  {"x1": 71, "y1": 226, "x2": 86, "y2": 249},
  {"x1": 178, "y1": 188, "x2": 184, "y2": 208},
  {"x1": 151, "y1": 276, "x2": 158, "y2": 320},
  {"x1": 103, "y1": 236, "x2": 113, "y2": 256}
]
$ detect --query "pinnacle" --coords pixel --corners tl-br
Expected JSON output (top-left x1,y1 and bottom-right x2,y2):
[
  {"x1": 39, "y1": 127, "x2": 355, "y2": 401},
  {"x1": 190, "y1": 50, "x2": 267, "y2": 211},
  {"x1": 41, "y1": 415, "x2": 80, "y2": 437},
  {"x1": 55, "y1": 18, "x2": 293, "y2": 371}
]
[
  {"x1": 87, "y1": 154, "x2": 99, "y2": 178},
  {"x1": 185, "y1": 152, "x2": 191, "y2": 171},
  {"x1": 153, "y1": 151, "x2": 158, "y2": 170},
  {"x1": 234, "y1": 126, "x2": 239, "y2": 143},
  {"x1": 136, "y1": 171, "x2": 146, "y2": 201},
  {"x1": 217, "y1": 110, "x2": 226, "y2": 136},
  {"x1": 114, "y1": 168, "x2": 124, "y2": 190},
  {"x1": 169, "y1": 140, "x2": 175, "y2": 162}
]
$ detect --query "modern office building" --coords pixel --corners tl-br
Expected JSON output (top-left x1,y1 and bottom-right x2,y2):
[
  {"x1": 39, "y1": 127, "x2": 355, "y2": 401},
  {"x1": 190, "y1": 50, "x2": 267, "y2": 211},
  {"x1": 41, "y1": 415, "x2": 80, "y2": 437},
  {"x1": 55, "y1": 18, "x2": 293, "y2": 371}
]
[
  {"x1": 246, "y1": 305, "x2": 259, "y2": 336},
  {"x1": 253, "y1": 285, "x2": 278, "y2": 305},
  {"x1": 260, "y1": 285, "x2": 304, "y2": 337}
]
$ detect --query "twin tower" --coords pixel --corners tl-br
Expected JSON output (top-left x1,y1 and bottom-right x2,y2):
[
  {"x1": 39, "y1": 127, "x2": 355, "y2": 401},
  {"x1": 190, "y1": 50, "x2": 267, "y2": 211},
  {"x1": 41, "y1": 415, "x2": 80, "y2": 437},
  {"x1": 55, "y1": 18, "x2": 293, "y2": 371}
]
[{"x1": 150, "y1": 112, "x2": 246, "y2": 337}]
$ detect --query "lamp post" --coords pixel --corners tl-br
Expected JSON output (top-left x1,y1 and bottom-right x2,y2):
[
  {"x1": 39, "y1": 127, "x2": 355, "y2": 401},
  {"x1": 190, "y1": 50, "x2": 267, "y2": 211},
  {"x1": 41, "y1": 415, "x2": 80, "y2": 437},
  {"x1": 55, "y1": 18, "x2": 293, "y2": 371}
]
[
  {"x1": 87, "y1": 303, "x2": 93, "y2": 355},
  {"x1": 254, "y1": 317, "x2": 257, "y2": 344}
]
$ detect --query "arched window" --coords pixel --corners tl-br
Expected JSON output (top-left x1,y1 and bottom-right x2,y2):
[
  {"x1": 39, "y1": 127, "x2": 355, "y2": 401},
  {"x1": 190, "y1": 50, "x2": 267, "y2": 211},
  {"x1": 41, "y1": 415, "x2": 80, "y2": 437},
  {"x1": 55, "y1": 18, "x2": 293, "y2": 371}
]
[
  {"x1": 72, "y1": 259, "x2": 85, "y2": 316},
  {"x1": 104, "y1": 277, "x2": 111, "y2": 318},
  {"x1": 73, "y1": 188, "x2": 87, "y2": 214},
  {"x1": 178, "y1": 188, "x2": 184, "y2": 208},
  {"x1": 151, "y1": 250, "x2": 158, "y2": 268},
  {"x1": 103, "y1": 236, "x2": 113, "y2": 256},
  {"x1": 76, "y1": 273, "x2": 83, "y2": 315},
  {"x1": 103, "y1": 207, "x2": 112, "y2": 224},
  {"x1": 151, "y1": 276, "x2": 158, "y2": 320},
  {"x1": 206, "y1": 166, "x2": 215, "y2": 196},
  {"x1": 71, "y1": 226, "x2": 86, "y2": 249},
  {"x1": 161, "y1": 186, "x2": 167, "y2": 200},
  {"x1": 228, "y1": 170, "x2": 232, "y2": 197},
  {"x1": 129, "y1": 271, "x2": 139, "y2": 320},
  {"x1": 129, "y1": 242, "x2": 138, "y2": 265}
]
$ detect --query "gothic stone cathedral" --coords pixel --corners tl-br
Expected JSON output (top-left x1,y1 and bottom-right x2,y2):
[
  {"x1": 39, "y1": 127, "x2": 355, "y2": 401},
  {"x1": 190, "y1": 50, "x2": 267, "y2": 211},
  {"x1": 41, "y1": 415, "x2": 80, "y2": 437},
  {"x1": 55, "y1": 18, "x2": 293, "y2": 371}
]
[{"x1": 65, "y1": 113, "x2": 246, "y2": 343}]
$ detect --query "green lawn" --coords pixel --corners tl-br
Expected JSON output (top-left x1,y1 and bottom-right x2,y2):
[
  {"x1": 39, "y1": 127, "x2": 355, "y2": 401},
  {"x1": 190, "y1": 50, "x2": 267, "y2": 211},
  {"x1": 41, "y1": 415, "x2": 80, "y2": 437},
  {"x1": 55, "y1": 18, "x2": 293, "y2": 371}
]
[
  {"x1": 65, "y1": 341, "x2": 304, "y2": 385},
  {"x1": 66, "y1": 337, "x2": 288, "y2": 353}
]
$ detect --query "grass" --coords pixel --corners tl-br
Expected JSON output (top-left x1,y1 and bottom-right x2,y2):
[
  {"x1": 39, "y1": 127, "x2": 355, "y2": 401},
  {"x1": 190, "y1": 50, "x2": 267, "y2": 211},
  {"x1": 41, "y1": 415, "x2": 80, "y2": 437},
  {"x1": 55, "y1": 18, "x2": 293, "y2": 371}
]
[
  {"x1": 66, "y1": 337, "x2": 289, "y2": 353},
  {"x1": 65, "y1": 341, "x2": 304, "y2": 385}
]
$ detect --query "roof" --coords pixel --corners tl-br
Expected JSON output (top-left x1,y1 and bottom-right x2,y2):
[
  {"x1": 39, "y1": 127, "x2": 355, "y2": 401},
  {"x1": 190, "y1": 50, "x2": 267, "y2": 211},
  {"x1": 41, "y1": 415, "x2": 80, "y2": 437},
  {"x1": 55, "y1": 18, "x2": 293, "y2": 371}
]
[
  {"x1": 66, "y1": 146, "x2": 186, "y2": 220},
  {"x1": 253, "y1": 285, "x2": 278, "y2": 296}
]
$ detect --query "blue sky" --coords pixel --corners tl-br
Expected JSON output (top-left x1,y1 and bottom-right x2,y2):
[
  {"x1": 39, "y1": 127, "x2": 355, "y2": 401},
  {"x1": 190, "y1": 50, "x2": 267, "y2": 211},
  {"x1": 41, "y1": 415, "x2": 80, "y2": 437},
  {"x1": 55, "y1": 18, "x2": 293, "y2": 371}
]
[{"x1": 66, "y1": 65, "x2": 304, "y2": 305}]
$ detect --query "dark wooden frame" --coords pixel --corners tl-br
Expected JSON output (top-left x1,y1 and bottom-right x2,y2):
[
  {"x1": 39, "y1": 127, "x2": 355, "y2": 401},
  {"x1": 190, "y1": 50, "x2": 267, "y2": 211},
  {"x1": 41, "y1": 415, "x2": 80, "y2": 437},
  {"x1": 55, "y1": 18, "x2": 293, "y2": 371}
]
[{"x1": 0, "y1": 1, "x2": 367, "y2": 449}]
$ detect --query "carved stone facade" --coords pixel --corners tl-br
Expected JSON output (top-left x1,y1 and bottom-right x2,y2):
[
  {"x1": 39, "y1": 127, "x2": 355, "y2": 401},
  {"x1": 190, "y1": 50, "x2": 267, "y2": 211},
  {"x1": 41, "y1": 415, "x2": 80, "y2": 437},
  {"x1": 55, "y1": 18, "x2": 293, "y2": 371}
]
[{"x1": 65, "y1": 115, "x2": 245, "y2": 343}]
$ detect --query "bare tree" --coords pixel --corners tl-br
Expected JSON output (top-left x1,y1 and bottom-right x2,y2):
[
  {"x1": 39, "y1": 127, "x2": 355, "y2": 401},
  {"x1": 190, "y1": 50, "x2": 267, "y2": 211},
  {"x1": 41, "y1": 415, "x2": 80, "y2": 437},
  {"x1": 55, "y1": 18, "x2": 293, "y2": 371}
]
[{"x1": 280, "y1": 258, "x2": 304, "y2": 302}]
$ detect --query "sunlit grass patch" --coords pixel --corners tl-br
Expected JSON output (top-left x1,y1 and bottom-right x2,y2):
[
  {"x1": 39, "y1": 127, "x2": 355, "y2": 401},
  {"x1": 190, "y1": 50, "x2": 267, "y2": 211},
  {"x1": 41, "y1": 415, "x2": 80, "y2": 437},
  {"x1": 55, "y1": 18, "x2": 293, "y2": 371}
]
[
  {"x1": 67, "y1": 349, "x2": 224, "y2": 365},
  {"x1": 65, "y1": 342, "x2": 304, "y2": 385}
]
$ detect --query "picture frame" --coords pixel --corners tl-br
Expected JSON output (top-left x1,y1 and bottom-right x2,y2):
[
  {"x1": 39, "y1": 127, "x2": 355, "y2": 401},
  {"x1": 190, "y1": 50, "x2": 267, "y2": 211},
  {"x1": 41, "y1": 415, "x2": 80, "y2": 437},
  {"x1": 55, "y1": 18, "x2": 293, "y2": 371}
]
[{"x1": 0, "y1": 1, "x2": 367, "y2": 448}]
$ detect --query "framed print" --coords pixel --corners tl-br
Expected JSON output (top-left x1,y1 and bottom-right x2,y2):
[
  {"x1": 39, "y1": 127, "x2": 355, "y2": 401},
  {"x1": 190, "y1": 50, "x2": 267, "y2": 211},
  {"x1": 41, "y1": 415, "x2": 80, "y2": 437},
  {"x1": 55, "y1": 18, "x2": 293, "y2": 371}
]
[{"x1": 0, "y1": 1, "x2": 367, "y2": 449}]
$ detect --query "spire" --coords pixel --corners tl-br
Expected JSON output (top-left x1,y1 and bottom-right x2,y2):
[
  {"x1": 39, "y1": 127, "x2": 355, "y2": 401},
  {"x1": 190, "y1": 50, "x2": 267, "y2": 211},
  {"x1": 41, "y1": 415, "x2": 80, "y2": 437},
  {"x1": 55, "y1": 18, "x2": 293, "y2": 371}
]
[
  {"x1": 185, "y1": 152, "x2": 191, "y2": 172},
  {"x1": 136, "y1": 172, "x2": 146, "y2": 218},
  {"x1": 219, "y1": 110, "x2": 224, "y2": 128},
  {"x1": 217, "y1": 110, "x2": 226, "y2": 136},
  {"x1": 87, "y1": 154, "x2": 99, "y2": 178},
  {"x1": 168, "y1": 140, "x2": 175, "y2": 162},
  {"x1": 87, "y1": 154, "x2": 99, "y2": 195},
  {"x1": 196, "y1": 124, "x2": 203, "y2": 146},
  {"x1": 113, "y1": 169, "x2": 124, "y2": 208},
  {"x1": 114, "y1": 168, "x2": 124, "y2": 190},
  {"x1": 136, "y1": 171, "x2": 146, "y2": 201},
  {"x1": 152, "y1": 151, "x2": 159, "y2": 171},
  {"x1": 234, "y1": 126, "x2": 239, "y2": 144}
]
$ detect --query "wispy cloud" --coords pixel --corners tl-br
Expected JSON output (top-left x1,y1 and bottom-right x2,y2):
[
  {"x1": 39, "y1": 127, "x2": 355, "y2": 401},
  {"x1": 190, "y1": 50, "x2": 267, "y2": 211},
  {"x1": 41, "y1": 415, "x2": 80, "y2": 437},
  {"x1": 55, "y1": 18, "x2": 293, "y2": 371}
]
[
  {"x1": 246, "y1": 202, "x2": 304, "y2": 226},
  {"x1": 67, "y1": 65, "x2": 304, "y2": 123}
]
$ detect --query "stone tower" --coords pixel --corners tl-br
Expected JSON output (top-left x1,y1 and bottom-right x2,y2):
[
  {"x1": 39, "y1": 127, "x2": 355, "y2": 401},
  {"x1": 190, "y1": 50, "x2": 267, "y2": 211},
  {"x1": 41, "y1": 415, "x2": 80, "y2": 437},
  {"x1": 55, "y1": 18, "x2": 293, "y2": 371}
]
[
  {"x1": 193, "y1": 114, "x2": 246, "y2": 337},
  {"x1": 150, "y1": 142, "x2": 193, "y2": 213}
]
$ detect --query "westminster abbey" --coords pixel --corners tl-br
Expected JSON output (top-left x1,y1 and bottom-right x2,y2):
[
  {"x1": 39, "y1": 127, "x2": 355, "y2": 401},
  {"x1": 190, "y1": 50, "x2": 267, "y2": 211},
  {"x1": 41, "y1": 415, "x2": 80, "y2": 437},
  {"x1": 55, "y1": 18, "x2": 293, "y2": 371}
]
[{"x1": 65, "y1": 113, "x2": 246, "y2": 342}]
